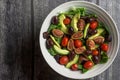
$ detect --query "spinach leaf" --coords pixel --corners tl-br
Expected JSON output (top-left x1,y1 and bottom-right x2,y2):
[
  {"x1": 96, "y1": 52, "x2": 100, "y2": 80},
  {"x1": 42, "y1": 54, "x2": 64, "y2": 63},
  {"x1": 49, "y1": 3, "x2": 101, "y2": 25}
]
[
  {"x1": 78, "y1": 64, "x2": 83, "y2": 70},
  {"x1": 54, "y1": 37, "x2": 62, "y2": 44},
  {"x1": 100, "y1": 51, "x2": 109, "y2": 63},
  {"x1": 78, "y1": 64, "x2": 88, "y2": 73},
  {"x1": 82, "y1": 68, "x2": 88, "y2": 73},
  {"x1": 48, "y1": 47, "x2": 57, "y2": 56}
]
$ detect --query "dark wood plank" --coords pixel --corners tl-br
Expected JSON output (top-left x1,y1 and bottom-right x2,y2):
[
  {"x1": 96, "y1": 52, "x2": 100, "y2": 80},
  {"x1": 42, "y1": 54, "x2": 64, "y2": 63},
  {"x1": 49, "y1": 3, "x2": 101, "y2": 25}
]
[
  {"x1": 94, "y1": 0, "x2": 120, "y2": 80},
  {"x1": 0, "y1": 0, "x2": 33, "y2": 80}
]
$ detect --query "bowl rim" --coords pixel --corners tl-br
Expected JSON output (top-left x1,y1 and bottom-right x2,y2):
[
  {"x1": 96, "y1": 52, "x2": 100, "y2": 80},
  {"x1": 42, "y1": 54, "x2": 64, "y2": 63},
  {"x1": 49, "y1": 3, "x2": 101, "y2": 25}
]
[{"x1": 39, "y1": 1, "x2": 119, "y2": 79}]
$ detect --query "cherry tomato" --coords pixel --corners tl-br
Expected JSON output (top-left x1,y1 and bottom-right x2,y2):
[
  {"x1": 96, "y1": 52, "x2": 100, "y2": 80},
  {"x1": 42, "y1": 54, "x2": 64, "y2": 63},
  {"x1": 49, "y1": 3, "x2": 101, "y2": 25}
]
[
  {"x1": 74, "y1": 40, "x2": 82, "y2": 48},
  {"x1": 61, "y1": 37, "x2": 69, "y2": 47},
  {"x1": 92, "y1": 50, "x2": 99, "y2": 56},
  {"x1": 101, "y1": 43, "x2": 108, "y2": 52},
  {"x1": 59, "y1": 56, "x2": 69, "y2": 65},
  {"x1": 63, "y1": 18, "x2": 71, "y2": 25},
  {"x1": 83, "y1": 61, "x2": 93, "y2": 69},
  {"x1": 71, "y1": 64, "x2": 78, "y2": 70},
  {"x1": 90, "y1": 21, "x2": 98, "y2": 30}
]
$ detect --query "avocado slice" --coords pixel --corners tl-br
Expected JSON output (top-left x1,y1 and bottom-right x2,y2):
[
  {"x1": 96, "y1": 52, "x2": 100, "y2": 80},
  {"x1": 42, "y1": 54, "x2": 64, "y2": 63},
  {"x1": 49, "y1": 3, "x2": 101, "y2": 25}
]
[
  {"x1": 71, "y1": 13, "x2": 80, "y2": 32},
  {"x1": 84, "y1": 23, "x2": 90, "y2": 38},
  {"x1": 59, "y1": 14, "x2": 68, "y2": 34},
  {"x1": 66, "y1": 55, "x2": 79, "y2": 68},
  {"x1": 89, "y1": 28, "x2": 105, "y2": 40},
  {"x1": 50, "y1": 35, "x2": 61, "y2": 48},
  {"x1": 53, "y1": 45, "x2": 69, "y2": 55}
]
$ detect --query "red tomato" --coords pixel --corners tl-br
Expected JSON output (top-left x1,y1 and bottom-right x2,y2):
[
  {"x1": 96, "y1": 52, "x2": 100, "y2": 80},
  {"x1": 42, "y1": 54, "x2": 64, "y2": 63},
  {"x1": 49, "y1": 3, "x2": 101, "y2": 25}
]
[
  {"x1": 59, "y1": 56, "x2": 69, "y2": 65},
  {"x1": 92, "y1": 50, "x2": 99, "y2": 56},
  {"x1": 63, "y1": 18, "x2": 71, "y2": 25},
  {"x1": 71, "y1": 64, "x2": 78, "y2": 70},
  {"x1": 74, "y1": 40, "x2": 82, "y2": 48},
  {"x1": 61, "y1": 37, "x2": 68, "y2": 47},
  {"x1": 90, "y1": 21, "x2": 98, "y2": 29},
  {"x1": 101, "y1": 43, "x2": 108, "y2": 52},
  {"x1": 83, "y1": 61, "x2": 93, "y2": 69}
]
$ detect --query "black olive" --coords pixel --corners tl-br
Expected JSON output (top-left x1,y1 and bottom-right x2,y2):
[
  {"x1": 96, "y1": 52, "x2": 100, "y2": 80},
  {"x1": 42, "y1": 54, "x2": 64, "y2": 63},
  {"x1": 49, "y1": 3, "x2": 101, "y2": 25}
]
[
  {"x1": 54, "y1": 55, "x2": 61, "y2": 63},
  {"x1": 51, "y1": 16, "x2": 58, "y2": 25},
  {"x1": 67, "y1": 51, "x2": 75, "y2": 61},
  {"x1": 68, "y1": 27, "x2": 74, "y2": 35},
  {"x1": 43, "y1": 32, "x2": 49, "y2": 39},
  {"x1": 92, "y1": 56, "x2": 100, "y2": 64},
  {"x1": 46, "y1": 42, "x2": 51, "y2": 49},
  {"x1": 88, "y1": 28, "x2": 97, "y2": 35},
  {"x1": 105, "y1": 35, "x2": 112, "y2": 42},
  {"x1": 80, "y1": 16, "x2": 88, "y2": 20},
  {"x1": 85, "y1": 50, "x2": 92, "y2": 55},
  {"x1": 46, "y1": 38, "x2": 54, "y2": 49},
  {"x1": 81, "y1": 60, "x2": 86, "y2": 65},
  {"x1": 86, "y1": 17, "x2": 96, "y2": 23}
]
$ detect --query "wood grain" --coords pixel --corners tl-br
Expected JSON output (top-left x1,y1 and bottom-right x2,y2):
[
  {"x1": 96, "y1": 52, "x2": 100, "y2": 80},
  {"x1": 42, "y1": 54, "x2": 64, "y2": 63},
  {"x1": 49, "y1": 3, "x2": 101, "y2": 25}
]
[{"x1": 0, "y1": 0, "x2": 33, "y2": 80}]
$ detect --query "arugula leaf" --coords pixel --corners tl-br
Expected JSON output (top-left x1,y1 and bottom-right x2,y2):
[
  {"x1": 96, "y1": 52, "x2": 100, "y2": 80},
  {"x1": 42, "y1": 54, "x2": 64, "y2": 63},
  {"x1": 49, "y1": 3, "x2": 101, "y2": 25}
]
[
  {"x1": 100, "y1": 51, "x2": 109, "y2": 63},
  {"x1": 63, "y1": 7, "x2": 85, "y2": 16},
  {"x1": 85, "y1": 13, "x2": 97, "y2": 18},
  {"x1": 76, "y1": 8, "x2": 85, "y2": 16},
  {"x1": 48, "y1": 24, "x2": 61, "y2": 33},
  {"x1": 48, "y1": 25, "x2": 57, "y2": 33}
]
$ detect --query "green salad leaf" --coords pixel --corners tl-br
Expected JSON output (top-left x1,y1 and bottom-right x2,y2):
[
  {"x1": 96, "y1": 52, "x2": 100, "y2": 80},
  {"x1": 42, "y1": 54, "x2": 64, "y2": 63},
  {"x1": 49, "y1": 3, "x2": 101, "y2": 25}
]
[
  {"x1": 48, "y1": 24, "x2": 61, "y2": 33},
  {"x1": 78, "y1": 64, "x2": 83, "y2": 70},
  {"x1": 48, "y1": 47, "x2": 57, "y2": 56},
  {"x1": 62, "y1": 7, "x2": 85, "y2": 15},
  {"x1": 54, "y1": 37, "x2": 62, "y2": 44},
  {"x1": 100, "y1": 51, "x2": 109, "y2": 63},
  {"x1": 82, "y1": 68, "x2": 88, "y2": 73}
]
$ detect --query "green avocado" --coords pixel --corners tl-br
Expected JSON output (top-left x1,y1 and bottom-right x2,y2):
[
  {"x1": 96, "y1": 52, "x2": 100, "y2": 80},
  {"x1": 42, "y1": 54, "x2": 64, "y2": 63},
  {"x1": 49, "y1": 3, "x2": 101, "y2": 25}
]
[
  {"x1": 89, "y1": 28, "x2": 105, "y2": 40},
  {"x1": 71, "y1": 13, "x2": 80, "y2": 32},
  {"x1": 59, "y1": 14, "x2": 68, "y2": 34},
  {"x1": 84, "y1": 23, "x2": 90, "y2": 38},
  {"x1": 50, "y1": 35, "x2": 61, "y2": 48},
  {"x1": 53, "y1": 45, "x2": 69, "y2": 55},
  {"x1": 66, "y1": 55, "x2": 79, "y2": 68}
]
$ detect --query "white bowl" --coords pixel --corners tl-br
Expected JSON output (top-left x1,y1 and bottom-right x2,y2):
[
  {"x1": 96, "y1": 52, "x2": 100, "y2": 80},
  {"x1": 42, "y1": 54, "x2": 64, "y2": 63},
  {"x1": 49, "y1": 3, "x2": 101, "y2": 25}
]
[{"x1": 39, "y1": 1, "x2": 119, "y2": 79}]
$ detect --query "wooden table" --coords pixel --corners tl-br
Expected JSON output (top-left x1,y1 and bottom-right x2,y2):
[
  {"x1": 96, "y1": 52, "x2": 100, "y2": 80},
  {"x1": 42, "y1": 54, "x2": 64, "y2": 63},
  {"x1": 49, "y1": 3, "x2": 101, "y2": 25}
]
[{"x1": 0, "y1": 0, "x2": 120, "y2": 80}]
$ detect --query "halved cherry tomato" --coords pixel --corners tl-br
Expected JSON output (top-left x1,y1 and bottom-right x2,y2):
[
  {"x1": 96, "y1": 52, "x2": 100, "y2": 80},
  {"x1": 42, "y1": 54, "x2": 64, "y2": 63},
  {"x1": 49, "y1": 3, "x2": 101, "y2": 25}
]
[
  {"x1": 59, "y1": 56, "x2": 69, "y2": 65},
  {"x1": 83, "y1": 61, "x2": 93, "y2": 69},
  {"x1": 61, "y1": 37, "x2": 69, "y2": 47},
  {"x1": 101, "y1": 43, "x2": 108, "y2": 52},
  {"x1": 74, "y1": 40, "x2": 82, "y2": 48},
  {"x1": 92, "y1": 50, "x2": 99, "y2": 56},
  {"x1": 71, "y1": 64, "x2": 78, "y2": 70},
  {"x1": 90, "y1": 21, "x2": 98, "y2": 30},
  {"x1": 63, "y1": 18, "x2": 71, "y2": 25}
]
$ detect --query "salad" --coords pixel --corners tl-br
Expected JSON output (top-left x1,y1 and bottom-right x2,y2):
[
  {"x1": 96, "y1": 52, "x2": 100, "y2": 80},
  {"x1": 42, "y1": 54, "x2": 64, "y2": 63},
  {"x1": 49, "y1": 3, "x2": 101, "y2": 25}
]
[{"x1": 43, "y1": 7, "x2": 112, "y2": 73}]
